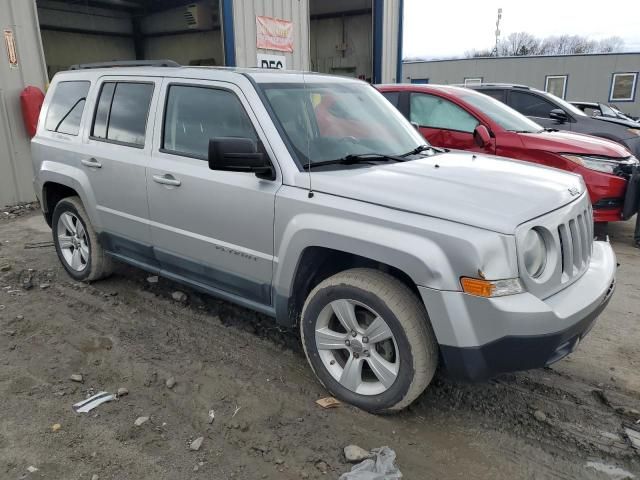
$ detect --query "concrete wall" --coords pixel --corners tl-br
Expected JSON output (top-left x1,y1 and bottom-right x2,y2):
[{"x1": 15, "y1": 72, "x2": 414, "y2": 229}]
[
  {"x1": 232, "y1": 0, "x2": 310, "y2": 70},
  {"x1": 144, "y1": 31, "x2": 223, "y2": 66},
  {"x1": 0, "y1": 0, "x2": 48, "y2": 207},
  {"x1": 41, "y1": 30, "x2": 135, "y2": 77},
  {"x1": 403, "y1": 53, "x2": 640, "y2": 116}
]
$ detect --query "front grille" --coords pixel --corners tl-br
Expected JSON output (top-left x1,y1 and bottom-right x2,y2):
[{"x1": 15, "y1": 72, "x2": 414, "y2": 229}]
[{"x1": 557, "y1": 206, "x2": 593, "y2": 281}]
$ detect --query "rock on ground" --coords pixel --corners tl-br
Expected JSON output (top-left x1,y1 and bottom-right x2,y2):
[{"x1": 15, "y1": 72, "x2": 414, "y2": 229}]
[
  {"x1": 344, "y1": 445, "x2": 372, "y2": 463},
  {"x1": 190, "y1": 436, "x2": 204, "y2": 451},
  {"x1": 134, "y1": 416, "x2": 149, "y2": 427}
]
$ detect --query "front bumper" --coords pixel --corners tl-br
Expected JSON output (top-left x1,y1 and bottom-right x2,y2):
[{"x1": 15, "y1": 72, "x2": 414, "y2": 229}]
[{"x1": 419, "y1": 241, "x2": 616, "y2": 381}]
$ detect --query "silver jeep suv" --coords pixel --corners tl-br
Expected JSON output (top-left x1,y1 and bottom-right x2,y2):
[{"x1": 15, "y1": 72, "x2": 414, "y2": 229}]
[{"x1": 31, "y1": 62, "x2": 616, "y2": 412}]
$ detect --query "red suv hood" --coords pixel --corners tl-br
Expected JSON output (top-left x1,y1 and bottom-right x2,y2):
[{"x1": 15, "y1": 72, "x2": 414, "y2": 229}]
[{"x1": 520, "y1": 130, "x2": 630, "y2": 158}]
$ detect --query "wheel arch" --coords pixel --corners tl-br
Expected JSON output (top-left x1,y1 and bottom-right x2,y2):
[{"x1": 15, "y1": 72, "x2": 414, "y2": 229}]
[{"x1": 38, "y1": 166, "x2": 100, "y2": 229}]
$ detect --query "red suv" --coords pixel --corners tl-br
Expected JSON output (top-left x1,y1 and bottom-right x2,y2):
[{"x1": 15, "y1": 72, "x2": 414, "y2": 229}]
[{"x1": 377, "y1": 84, "x2": 638, "y2": 223}]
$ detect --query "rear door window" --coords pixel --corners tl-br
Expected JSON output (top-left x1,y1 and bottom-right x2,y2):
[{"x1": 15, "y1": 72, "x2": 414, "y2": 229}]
[
  {"x1": 409, "y1": 93, "x2": 479, "y2": 133},
  {"x1": 45, "y1": 81, "x2": 90, "y2": 136},
  {"x1": 91, "y1": 82, "x2": 154, "y2": 147},
  {"x1": 508, "y1": 91, "x2": 556, "y2": 118},
  {"x1": 162, "y1": 85, "x2": 257, "y2": 159}
]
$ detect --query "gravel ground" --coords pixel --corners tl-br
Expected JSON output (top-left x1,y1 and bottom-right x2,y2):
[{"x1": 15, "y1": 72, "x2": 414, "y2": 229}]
[{"x1": 0, "y1": 211, "x2": 639, "y2": 480}]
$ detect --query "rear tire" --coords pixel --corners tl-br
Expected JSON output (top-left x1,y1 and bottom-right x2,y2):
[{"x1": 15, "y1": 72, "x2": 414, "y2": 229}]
[
  {"x1": 300, "y1": 268, "x2": 438, "y2": 413},
  {"x1": 52, "y1": 196, "x2": 113, "y2": 282}
]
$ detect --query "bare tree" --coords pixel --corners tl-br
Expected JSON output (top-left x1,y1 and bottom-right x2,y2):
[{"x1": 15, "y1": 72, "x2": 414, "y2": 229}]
[
  {"x1": 465, "y1": 48, "x2": 494, "y2": 58},
  {"x1": 490, "y1": 32, "x2": 626, "y2": 57},
  {"x1": 597, "y1": 36, "x2": 625, "y2": 53},
  {"x1": 498, "y1": 32, "x2": 541, "y2": 56}
]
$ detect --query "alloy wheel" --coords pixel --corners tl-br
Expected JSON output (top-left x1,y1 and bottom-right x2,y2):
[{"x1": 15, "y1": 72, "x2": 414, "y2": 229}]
[
  {"x1": 314, "y1": 299, "x2": 399, "y2": 395},
  {"x1": 56, "y1": 212, "x2": 89, "y2": 271}
]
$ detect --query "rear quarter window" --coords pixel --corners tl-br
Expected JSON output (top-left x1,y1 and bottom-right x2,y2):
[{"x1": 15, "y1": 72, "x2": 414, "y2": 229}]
[{"x1": 44, "y1": 81, "x2": 91, "y2": 136}]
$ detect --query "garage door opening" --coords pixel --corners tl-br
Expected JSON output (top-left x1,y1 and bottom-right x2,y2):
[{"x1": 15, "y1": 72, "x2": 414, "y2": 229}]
[
  {"x1": 37, "y1": 0, "x2": 225, "y2": 78},
  {"x1": 309, "y1": 0, "x2": 373, "y2": 82}
]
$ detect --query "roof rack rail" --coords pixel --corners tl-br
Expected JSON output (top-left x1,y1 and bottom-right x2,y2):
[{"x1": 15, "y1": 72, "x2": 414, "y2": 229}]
[{"x1": 69, "y1": 60, "x2": 180, "y2": 70}]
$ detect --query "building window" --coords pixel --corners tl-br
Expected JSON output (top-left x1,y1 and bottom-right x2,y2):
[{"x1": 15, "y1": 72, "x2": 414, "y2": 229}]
[
  {"x1": 464, "y1": 77, "x2": 482, "y2": 87},
  {"x1": 609, "y1": 73, "x2": 638, "y2": 102},
  {"x1": 410, "y1": 78, "x2": 429, "y2": 84},
  {"x1": 545, "y1": 75, "x2": 568, "y2": 99}
]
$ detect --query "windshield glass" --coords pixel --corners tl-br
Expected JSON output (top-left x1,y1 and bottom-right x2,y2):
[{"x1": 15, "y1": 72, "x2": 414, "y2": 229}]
[
  {"x1": 258, "y1": 82, "x2": 426, "y2": 167},
  {"x1": 543, "y1": 91, "x2": 588, "y2": 117},
  {"x1": 460, "y1": 91, "x2": 543, "y2": 133}
]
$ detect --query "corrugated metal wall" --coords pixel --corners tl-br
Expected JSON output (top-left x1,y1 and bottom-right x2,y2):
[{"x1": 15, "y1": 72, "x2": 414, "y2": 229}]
[
  {"x1": 0, "y1": 0, "x2": 48, "y2": 207},
  {"x1": 232, "y1": 0, "x2": 310, "y2": 70},
  {"x1": 380, "y1": 0, "x2": 400, "y2": 83},
  {"x1": 403, "y1": 53, "x2": 640, "y2": 116}
]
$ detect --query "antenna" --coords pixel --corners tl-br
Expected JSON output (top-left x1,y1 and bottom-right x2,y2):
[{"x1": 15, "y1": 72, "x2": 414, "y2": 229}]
[
  {"x1": 303, "y1": 69, "x2": 314, "y2": 198},
  {"x1": 493, "y1": 8, "x2": 503, "y2": 57}
]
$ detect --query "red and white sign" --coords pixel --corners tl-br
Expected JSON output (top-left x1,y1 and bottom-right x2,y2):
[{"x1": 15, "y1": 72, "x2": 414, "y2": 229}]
[
  {"x1": 4, "y1": 29, "x2": 18, "y2": 68},
  {"x1": 256, "y1": 16, "x2": 293, "y2": 53}
]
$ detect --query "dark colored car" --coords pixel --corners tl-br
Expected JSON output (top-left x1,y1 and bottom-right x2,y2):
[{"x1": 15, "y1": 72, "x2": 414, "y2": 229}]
[
  {"x1": 377, "y1": 84, "x2": 638, "y2": 223},
  {"x1": 571, "y1": 101, "x2": 640, "y2": 128},
  {"x1": 466, "y1": 84, "x2": 640, "y2": 158}
]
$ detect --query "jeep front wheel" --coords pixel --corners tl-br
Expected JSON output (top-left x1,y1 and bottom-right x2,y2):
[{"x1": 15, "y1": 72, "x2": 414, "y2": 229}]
[{"x1": 300, "y1": 268, "x2": 438, "y2": 413}]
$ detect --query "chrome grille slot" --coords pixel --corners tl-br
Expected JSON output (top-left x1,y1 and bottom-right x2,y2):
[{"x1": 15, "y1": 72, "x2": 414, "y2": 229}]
[
  {"x1": 557, "y1": 206, "x2": 593, "y2": 280},
  {"x1": 569, "y1": 219, "x2": 581, "y2": 272}
]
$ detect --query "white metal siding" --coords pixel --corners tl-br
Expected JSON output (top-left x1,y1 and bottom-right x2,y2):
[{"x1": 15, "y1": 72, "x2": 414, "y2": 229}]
[
  {"x1": 0, "y1": 0, "x2": 48, "y2": 206},
  {"x1": 232, "y1": 0, "x2": 310, "y2": 70},
  {"x1": 403, "y1": 53, "x2": 640, "y2": 116},
  {"x1": 380, "y1": 0, "x2": 399, "y2": 83}
]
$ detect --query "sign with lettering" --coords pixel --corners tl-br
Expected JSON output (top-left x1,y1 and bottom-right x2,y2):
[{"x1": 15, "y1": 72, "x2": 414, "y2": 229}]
[
  {"x1": 257, "y1": 53, "x2": 286, "y2": 70},
  {"x1": 256, "y1": 16, "x2": 293, "y2": 53},
  {"x1": 4, "y1": 29, "x2": 18, "y2": 68}
]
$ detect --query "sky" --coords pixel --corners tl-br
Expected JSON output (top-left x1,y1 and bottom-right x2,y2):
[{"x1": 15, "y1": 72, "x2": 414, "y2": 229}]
[{"x1": 403, "y1": 0, "x2": 640, "y2": 59}]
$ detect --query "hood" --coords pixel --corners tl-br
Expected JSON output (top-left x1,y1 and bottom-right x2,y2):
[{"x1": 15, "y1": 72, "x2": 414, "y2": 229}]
[
  {"x1": 308, "y1": 151, "x2": 585, "y2": 234},
  {"x1": 594, "y1": 115, "x2": 640, "y2": 130},
  {"x1": 520, "y1": 130, "x2": 631, "y2": 157}
]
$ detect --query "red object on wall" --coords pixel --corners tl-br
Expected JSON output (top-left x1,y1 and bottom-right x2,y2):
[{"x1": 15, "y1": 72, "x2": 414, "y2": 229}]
[{"x1": 20, "y1": 86, "x2": 45, "y2": 138}]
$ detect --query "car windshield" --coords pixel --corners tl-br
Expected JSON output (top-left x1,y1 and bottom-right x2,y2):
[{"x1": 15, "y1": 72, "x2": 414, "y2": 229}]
[
  {"x1": 543, "y1": 91, "x2": 588, "y2": 117},
  {"x1": 460, "y1": 91, "x2": 543, "y2": 133},
  {"x1": 258, "y1": 82, "x2": 426, "y2": 167}
]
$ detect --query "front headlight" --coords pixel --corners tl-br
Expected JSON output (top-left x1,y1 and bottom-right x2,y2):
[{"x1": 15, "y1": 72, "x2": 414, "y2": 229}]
[
  {"x1": 561, "y1": 154, "x2": 619, "y2": 174},
  {"x1": 522, "y1": 228, "x2": 547, "y2": 278}
]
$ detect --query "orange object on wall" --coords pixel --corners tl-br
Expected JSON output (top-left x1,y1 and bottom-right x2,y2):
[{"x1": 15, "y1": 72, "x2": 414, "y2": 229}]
[
  {"x1": 20, "y1": 86, "x2": 45, "y2": 138},
  {"x1": 256, "y1": 16, "x2": 294, "y2": 52}
]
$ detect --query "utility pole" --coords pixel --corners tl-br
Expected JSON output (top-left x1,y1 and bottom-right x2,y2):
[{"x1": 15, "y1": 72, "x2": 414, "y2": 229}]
[{"x1": 493, "y1": 8, "x2": 502, "y2": 57}]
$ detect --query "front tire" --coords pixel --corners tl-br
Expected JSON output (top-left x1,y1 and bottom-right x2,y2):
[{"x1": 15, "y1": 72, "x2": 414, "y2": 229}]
[
  {"x1": 52, "y1": 196, "x2": 113, "y2": 282},
  {"x1": 300, "y1": 268, "x2": 438, "y2": 413}
]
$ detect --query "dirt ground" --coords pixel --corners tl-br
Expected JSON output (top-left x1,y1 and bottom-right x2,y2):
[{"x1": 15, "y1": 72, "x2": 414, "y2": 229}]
[{"x1": 1, "y1": 210, "x2": 639, "y2": 480}]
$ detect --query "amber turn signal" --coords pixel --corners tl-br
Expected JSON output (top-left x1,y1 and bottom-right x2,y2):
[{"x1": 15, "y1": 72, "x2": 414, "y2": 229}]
[{"x1": 460, "y1": 277, "x2": 494, "y2": 297}]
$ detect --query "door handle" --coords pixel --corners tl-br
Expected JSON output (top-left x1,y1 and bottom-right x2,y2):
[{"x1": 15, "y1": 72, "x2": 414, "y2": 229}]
[
  {"x1": 152, "y1": 174, "x2": 181, "y2": 187},
  {"x1": 81, "y1": 158, "x2": 102, "y2": 168}
]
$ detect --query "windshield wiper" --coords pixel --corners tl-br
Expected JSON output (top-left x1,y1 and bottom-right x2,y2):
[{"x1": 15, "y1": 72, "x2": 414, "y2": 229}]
[
  {"x1": 303, "y1": 153, "x2": 407, "y2": 170},
  {"x1": 400, "y1": 144, "x2": 445, "y2": 157}
]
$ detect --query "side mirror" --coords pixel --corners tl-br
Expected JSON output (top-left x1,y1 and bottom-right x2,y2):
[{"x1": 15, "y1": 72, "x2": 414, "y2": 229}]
[
  {"x1": 473, "y1": 125, "x2": 492, "y2": 148},
  {"x1": 549, "y1": 108, "x2": 568, "y2": 123},
  {"x1": 208, "y1": 137, "x2": 275, "y2": 180}
]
